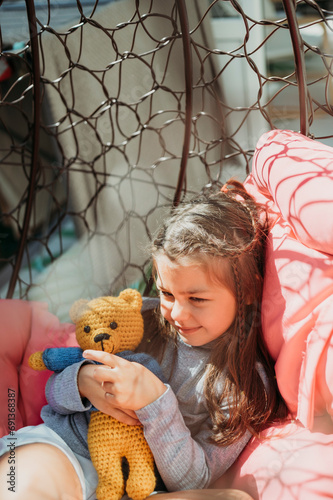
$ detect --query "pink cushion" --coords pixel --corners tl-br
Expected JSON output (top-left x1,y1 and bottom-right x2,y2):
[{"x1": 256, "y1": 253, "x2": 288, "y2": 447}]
[
  {"x1": 214, "y1": 420, "x2": 333, "y2": 500},
  {"x1": 0, "y1": 299, "x2": 77, "y2": 437},
  {"x1": 219, "y1": 129, "x2": 333, "y2": 498},
  {"x1": 245, "y1": 129, "x2": 333, "y2": 429},
  {"x1": 250, "y1": 128, "x2": 333, "y2": 254}
]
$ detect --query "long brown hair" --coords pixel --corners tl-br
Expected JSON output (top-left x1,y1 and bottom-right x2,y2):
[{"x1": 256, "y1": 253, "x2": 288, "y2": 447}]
[{"x1": 142, "y1": 180, "x2": 287, "y2": 445}]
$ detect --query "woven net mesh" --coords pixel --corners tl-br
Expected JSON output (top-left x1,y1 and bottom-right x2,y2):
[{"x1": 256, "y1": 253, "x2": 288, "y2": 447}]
[{"x1": 0, "y1": 0, "x2": 333, "y2": 320}]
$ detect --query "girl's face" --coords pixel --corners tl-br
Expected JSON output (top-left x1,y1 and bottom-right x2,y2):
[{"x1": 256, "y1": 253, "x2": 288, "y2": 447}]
[{"x1": 155, "y1": 254, "x2": 237, "y2": 347}]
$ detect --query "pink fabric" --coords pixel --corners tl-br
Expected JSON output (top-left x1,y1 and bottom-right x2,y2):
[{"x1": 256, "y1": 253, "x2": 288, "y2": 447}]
[
  {"x1": 0, "y1": 299, "x2": 77, "y2": 437},
  {"x1": 217, "y1": 129, "x2": 333, "y2": 499},
  {"x1": 245, "y1": 129, "x2": 333, "y2": 429},
  {"x1": 214, "y1": 420, "x2": 333, "y2": 499},
  {"x1": 249, "y1": 129, "x2": 333, "y2": 255}
]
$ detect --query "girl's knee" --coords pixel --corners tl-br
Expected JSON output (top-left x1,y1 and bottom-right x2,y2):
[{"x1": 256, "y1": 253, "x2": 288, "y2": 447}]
[{"x1": 0, "y1": 443, "x2": 83, "y2": 500}]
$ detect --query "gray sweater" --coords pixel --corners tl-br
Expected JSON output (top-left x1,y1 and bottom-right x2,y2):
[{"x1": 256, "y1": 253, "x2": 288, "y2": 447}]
[{"x1": 42, "y1": 334, "x2": 253, "y2": 492}]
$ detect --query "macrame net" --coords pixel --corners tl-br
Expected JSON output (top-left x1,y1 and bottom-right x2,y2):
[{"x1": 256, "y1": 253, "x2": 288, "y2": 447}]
[{"x1": 0, "y1": 0, "x2": 332, "y2": 320}]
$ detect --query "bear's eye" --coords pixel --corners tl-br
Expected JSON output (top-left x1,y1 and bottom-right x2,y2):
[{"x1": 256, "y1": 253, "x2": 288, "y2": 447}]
[
  {"x1": 110, "y1": 322, "x2": 118, "y2": 330},
  {"x1": 84, "y1": 326, "x2": 91, "y2": 333}
]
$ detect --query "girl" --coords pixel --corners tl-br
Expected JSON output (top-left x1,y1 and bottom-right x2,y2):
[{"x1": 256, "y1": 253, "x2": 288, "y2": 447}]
[{"x1": 0, "y1": 181, "x2": 286, "y2": 500}]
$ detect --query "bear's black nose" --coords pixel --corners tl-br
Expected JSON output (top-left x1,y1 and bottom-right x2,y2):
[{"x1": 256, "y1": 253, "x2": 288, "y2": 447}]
[{"x1": 94, "y1": 333, "x2": 111, "y2": 343}]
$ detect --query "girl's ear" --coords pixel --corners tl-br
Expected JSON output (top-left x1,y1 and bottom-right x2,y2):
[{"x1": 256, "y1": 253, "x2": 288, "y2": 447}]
[
  {"x1": 119, "y1": 288, "x2": 142, "y2": 312},
  {"x1": 69, "y1": 299, "x2": 90, "y2": 323}
]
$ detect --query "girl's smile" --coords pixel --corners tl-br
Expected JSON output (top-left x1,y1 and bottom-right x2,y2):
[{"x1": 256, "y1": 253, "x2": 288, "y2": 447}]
[
  {"x1": 175, "y1": 325, "x2": 203, "y2": 339},
  {"x1": 155, "y1": 254, "x2": 237, "y2": 347}
]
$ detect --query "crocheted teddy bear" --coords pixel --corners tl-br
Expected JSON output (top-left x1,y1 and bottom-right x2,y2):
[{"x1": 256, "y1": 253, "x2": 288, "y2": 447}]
[{"x1": 29, "y1": 289, "x2": 162, "y2": 500}]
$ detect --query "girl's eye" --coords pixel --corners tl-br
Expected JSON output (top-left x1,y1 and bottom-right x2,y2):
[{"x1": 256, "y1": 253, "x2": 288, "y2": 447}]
[
  {"x1": 190, "y1": 297, "x2": 206, "y2": 303},
  {"x1": 160, "y1": 290, "x2": 173, "y2": 299}
]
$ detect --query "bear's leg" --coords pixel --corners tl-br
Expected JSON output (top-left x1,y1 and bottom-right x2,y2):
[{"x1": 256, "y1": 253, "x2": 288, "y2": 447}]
[
  {"x1": 88, "y1": 413, "x2": 125, "y2": 500},
  {"x1": 125, "y1": 433, "x2": 156, "y2": 500},
  {"x1": 90, "y1": 447, "x2": 125, "y2": 500}
]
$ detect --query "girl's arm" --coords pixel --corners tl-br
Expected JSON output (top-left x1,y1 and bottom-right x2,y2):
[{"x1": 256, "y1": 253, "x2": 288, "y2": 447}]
[
  {"x1": 46, "y1": 354, "x2": 156, "y2": 424},
  {"x1": 82, "y1": 350, "x2": 251, "y2": 491},
  {"x1": 45, "y1": 360, "x2": 93, "y2": 414},
  {"x1": 136, "y1": 387, "x2": 251, "y2": 491}
]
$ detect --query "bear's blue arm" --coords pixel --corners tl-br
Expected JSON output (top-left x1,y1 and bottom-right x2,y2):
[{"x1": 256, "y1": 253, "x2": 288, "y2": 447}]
[{"x1": 42, "y1": 347, "x2": 84, "y2": 372}]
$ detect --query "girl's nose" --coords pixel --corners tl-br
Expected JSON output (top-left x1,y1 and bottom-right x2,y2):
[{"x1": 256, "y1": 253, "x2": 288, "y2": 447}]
[{"x1": 170, "y1": 301, "x2": 190, "y2": 323}]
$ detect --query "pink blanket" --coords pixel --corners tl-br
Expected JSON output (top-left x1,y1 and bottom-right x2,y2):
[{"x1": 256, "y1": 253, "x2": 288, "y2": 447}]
[
  {"x1": 248, "y1": 129, "x2": 333, "y2": 429},
  {"x1": 214, "y1": 129, "x2": 333, "y2": 499}
]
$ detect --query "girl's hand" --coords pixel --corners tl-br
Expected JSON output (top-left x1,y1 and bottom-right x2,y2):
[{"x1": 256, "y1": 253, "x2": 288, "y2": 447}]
[
  {"x1": 78, "y1": 363, "x2": 140, "y2": 425},
  {"x1": 82, "y1": 350, "x2": 167, "y2": 413}
]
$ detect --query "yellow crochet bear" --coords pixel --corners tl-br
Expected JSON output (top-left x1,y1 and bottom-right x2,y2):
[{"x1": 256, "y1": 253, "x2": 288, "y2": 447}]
[{"x1": 29, "y1": 289, "x2": 158, "y2": 500}]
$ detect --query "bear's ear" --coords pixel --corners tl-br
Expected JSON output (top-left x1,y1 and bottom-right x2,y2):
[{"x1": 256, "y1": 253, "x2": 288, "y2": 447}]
[
  {"x1": 119, "y1": 288, "x2": 142, "y2": 312},
  {"x1": 69, "y1": 299, "x2": 90, "y2": 323}
]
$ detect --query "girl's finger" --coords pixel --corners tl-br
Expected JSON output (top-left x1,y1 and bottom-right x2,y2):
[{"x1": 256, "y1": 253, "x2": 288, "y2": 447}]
[
  {"x1": 83, "y1": 350, "x2": 121, "y2": 367},
  {"x1": 92, "y1": 366, "x2": 116, "y2": 384},
  {"x1": 100, "y1": 380, "x2": 114, "y2": 393}
]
